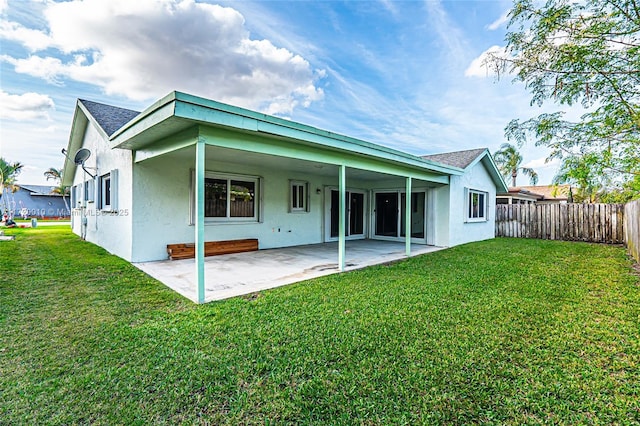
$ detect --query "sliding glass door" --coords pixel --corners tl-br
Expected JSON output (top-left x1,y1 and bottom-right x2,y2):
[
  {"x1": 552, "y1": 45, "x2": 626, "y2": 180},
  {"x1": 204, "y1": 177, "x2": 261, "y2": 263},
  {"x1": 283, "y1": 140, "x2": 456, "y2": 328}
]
[
  {"x1": 327, "y1": 189, "x2": 366, "y2": 240},
  {"x1": 374, "y1": 191, "x2": 426, "y2": 241}
]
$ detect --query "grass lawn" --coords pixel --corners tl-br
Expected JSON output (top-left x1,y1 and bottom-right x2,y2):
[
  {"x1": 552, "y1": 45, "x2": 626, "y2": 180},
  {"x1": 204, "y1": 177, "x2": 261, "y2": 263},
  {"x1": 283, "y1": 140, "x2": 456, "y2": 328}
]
[{"x1": 1, "y1": 227, "x2": 639, "y2": 424}]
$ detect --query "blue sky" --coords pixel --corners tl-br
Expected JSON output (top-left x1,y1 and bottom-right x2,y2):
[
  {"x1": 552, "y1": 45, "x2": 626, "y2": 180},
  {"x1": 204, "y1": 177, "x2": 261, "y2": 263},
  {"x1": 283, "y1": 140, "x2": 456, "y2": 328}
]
[{"x1": 1, "y1": 0, "x2": 568, "y2": 186}]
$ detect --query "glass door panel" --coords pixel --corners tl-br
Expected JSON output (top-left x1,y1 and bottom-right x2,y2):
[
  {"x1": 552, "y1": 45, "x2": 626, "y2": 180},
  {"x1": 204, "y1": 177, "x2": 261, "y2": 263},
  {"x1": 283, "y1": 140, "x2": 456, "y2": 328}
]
[
  {"x1": 349, "y1": 192, "x2": 364, "y2": 236},
  {"x1": 375, "y1": 192, "x2": 398, "y2": 237},
  {"x1": 400, "y1": 192, "x2": 425, "y2": 238},
  {"x1": 330, "y1": 190, "x2": 365, "y2": 238}
]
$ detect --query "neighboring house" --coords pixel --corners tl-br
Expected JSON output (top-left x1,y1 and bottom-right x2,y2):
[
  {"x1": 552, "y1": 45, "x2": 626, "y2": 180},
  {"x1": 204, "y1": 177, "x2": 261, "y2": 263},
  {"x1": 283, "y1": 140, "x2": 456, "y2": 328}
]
[
  {"x1": 0, "y1": 185, "x2": 69, "y2": 219},
  {"x1": 497, "y1": 185, "x2": 571, "y2": 205},
  {"x1": 62, "y1": 91, "x2": 508, "y2": 302}
]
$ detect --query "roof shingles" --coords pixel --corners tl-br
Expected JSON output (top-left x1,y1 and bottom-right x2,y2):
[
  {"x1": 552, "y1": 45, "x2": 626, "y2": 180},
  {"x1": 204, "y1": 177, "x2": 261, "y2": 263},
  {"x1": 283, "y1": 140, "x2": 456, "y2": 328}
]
[
  {"x1": 421, "y1": 148, "x2": 487, "y2": 169},
  {"x1": 79, "y1": 99, "x2": 139, "y2": 137}
]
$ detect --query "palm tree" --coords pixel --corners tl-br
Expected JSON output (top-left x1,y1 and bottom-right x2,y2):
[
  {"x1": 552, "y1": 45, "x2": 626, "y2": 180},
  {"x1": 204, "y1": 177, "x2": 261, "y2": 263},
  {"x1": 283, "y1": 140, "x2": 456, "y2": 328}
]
[
  {"x1": 493, "y1": 143, "x2": 539, "y2": 187},
  {"x1": 44, "y1": 167, "x2": 70, "y2": 213},
  {"x1": 0, "y1": 158, "x2": 24, "y2": 218}
]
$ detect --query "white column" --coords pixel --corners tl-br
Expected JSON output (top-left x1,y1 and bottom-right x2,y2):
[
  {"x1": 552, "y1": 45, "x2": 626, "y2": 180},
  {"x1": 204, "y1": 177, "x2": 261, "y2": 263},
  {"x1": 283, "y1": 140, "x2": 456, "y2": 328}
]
[
  {"x1": 338, "y1": 164, "x2": 346, "y2": 271},
  {"x1": 405, "y1": 176, "x2": 412, "y2": 256},
  {"x1": 195, "y1": 140, "x2": 206, "y2": 303}
]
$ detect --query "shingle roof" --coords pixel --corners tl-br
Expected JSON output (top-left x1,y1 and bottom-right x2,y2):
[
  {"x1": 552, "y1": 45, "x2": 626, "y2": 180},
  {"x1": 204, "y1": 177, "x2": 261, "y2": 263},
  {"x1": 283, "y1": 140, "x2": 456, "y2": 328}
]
[
  {"x1": 17, "y1": 185, "x2": 61, "y2": 196},
  {"x1": 79, "y1": 99, "x2": 140, "y2": 137},
  {"x1": 421, "y1": 148, "x2": 487, "y2": 169}
]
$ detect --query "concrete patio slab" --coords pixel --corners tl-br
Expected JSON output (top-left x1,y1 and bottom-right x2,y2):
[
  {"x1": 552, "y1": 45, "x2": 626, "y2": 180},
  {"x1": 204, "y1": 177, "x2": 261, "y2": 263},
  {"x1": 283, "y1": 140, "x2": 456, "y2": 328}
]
[{"x1": 134, "y1": 240, "x2": 444, "y2": 303}]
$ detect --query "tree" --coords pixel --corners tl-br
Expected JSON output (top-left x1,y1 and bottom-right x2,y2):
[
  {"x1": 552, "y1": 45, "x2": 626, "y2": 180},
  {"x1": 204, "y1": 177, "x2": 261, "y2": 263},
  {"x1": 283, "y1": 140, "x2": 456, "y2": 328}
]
[
  {"x1": 0, "y1": 158, "x2": 24, "y2": 217},
  {"x1": 44, "y1": 167, "x2": 70, "y2": 213},
  {"x1": 486, "y1": 0, "x2": 640, "y2": 197},
  {"x1": 493, "y1": 143, "x2": 539, "y2": 187}
]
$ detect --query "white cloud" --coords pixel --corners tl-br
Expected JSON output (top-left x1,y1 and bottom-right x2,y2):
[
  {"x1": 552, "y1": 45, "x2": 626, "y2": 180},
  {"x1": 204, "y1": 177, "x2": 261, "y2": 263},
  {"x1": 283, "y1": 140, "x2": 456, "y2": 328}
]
[
  {"x1": 1, "y1": 0, "x2": 324, "y2": 115},
  {"x1": 0, "y1": 0, "x2": 7, "y2": 14},
  {"x1": 465, "y1": 45, "x2": 509, "y2": 77},
  {"x1": 0, "y1": 18, "x2": 52, "y2": 51},
  {"x1": 0, "y1": 90, "x2": 55, "y2": 120},
  {"x1": 424, "y1": 0, "x2": 468, "y2": 62},
  {"x1": 487, "y1": 10, "x2": 509, "y2": 31}
]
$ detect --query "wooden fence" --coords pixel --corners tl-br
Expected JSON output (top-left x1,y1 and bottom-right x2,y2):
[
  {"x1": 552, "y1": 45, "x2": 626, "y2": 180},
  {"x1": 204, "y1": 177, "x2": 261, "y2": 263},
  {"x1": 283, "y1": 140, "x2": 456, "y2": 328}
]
[
  {"x1": 495, "y1": 203, "x2": 625, "y2": 244},
  {"x1": 625, "y1": 200, "x2": 640, "y2": 262}
]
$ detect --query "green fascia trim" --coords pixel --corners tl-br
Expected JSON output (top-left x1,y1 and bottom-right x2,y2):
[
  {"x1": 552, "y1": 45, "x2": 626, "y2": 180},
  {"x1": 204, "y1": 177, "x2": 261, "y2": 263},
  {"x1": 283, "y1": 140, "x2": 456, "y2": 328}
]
[
  {"x1": 483, "y1": 155, "x2": 509, "y2": 193},
  {"x1": 172, "y1": 96, "x2": 461, "y2": 175},
  {"x1": 110, "y1": 100, "x2": 177, "y2": 149},
  {"x1": 109, "y1": 91, "x2": 462, "y2": 177},
  {"x1": 62, "y1": 101, "x2": 89, "y2": 186},
  {"x1": 134, "y1": 127, "x2": 199, "y2": 163},
  {"x1": 110, "y1": 92, "x2": 178, "y2": 142},
  {"x1": 198, "y1": 126, "x2": 450, "y2": 184}
]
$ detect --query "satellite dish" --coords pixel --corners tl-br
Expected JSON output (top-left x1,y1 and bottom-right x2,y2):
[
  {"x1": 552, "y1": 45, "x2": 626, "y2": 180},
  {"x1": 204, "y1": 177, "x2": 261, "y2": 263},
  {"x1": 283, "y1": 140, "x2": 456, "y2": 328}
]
[
  {"x1": 73, "y1": 148, "x2": 96, "y2": 178},
  {"x1": 74, "y1": 148, "x2": 91, "y2": 165}
]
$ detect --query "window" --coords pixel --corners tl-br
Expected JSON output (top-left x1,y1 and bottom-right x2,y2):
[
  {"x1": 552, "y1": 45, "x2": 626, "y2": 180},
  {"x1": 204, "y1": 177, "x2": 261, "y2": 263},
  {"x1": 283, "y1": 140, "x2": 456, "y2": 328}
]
[
  {"x1": 84, "y1": 179, "x2": 95, "y2": 203},
  {"x1": 467, "y1": 189, "x2": 488, "y2": 221},
  {"x1": 71, "y1": 184, "x2": 79, "y2": 206},
  {"x1": 198, "y1": 172, "x2": 259, "y2": 221},
  {"x1": 290, "y1": 180, "x2": 308, "y2": 212},
  {"x1": 99, "y1": 173, "x2": 111, "y2": 210}
]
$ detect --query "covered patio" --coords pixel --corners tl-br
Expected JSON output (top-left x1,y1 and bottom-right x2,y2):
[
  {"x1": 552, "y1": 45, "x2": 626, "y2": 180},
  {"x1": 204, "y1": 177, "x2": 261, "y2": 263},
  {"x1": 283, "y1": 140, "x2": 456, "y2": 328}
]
[{"x1": 135, "y1": 240, "x2": 443, "y2": 303}]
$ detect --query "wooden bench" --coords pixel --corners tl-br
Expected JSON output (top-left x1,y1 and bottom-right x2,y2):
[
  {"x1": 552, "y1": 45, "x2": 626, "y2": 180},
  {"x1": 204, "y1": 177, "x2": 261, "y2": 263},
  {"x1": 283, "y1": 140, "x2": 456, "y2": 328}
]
[{"x1": 167, "y1": 238, "x2": 258, "y2": 260}]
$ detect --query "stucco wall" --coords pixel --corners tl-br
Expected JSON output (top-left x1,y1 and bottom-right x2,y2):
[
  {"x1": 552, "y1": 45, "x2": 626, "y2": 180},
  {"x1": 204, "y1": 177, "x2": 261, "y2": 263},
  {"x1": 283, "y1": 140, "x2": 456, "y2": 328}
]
[
  {"x1": 130, "y1": 147, "x2": 454, "y2": 262},
  {"x1": 431, "y1": 185, "x2": 451, "y2": 247},
  {"x1": 447, "y1": 160, "x2": 497, "y2": 246},
  {"x1": 66, "y1": 119, "x2": 499, "y2": 262},
  {"x1": 130, "y1": 153, "x2": 384, "y2": 262},
  {"x1": 70, "y1": 123, "x2": 133, "y2": 260}
]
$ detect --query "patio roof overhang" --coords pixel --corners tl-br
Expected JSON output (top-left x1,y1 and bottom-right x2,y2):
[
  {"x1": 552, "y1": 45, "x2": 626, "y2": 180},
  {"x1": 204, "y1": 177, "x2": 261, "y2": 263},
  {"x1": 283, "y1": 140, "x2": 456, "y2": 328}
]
[
  {"x1": 108, "y1": 91, "x2": 462, "y2": 184},
  {"x1": 102, "y1": 91, "x2": 464, "y2": 303}
]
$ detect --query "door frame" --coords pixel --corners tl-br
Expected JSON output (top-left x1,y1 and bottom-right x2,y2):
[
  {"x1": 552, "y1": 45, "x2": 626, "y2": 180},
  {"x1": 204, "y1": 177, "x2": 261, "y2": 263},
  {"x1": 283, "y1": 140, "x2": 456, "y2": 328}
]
[
  {"x1": 324, "y1": 187, "x2": 367, "y2": 242},
  {"x1": 371, "y1": 189, "x2": 428, "y2": 244}
]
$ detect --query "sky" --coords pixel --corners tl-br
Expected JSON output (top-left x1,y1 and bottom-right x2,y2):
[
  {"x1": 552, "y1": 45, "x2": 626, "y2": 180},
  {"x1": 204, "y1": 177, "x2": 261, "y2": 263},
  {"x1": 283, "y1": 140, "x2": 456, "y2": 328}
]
[{"x1": 0, "y1": 0, "x2": 576, "y2": 187}]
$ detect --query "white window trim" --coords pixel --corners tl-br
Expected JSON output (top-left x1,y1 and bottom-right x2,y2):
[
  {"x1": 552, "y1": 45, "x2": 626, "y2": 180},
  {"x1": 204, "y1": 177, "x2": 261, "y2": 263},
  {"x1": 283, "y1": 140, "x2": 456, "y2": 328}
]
[
  {"x1": 99, "y1": 173, "x2": 111, "y2": 211},
  {"x1": 84, "y1": 178, "x2": 95, "y2": 204},
  {"x1": 465, "y1": 188, "x2": 489, "y2": 222},
  {"x1": 97, "y1": 170, "x2": 118, "y2": 212},
  {"x1": 289, "y1": 180, "x2": 309, "y2": 213},
  {"x1": 191, "y1": 171, "x2": 261, "y2": 224}
]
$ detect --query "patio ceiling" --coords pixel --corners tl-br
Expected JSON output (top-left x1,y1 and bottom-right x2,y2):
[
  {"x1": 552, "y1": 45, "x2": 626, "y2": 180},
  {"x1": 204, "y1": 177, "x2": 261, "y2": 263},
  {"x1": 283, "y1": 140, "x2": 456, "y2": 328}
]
[{"x1": 146, "y1": 144, "x2": 444, "y2": 186}]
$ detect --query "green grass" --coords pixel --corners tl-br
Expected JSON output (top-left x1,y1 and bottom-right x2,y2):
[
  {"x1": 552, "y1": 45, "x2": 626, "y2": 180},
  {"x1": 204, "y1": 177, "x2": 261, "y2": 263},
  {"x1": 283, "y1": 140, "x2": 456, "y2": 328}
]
[
  {"x1": 1, "y1": 227, "x2": 639, "y2": 424},
  {"x1": 12, "y1": 218, "x2": 70, "y2": 222}
]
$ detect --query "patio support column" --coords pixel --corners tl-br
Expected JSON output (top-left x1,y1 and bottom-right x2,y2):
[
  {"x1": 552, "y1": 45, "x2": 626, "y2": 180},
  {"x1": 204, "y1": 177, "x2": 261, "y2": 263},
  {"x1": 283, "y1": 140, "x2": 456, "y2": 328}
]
[
  {"x1": 405, "y1": 176, "x2": 412, "y2": 256},
  {"x1": 338, "y1": 164, "x2": 346, "y2": 271},
  {"x1": 195, "y1": 139, "x2": 206, "y2": 303}
]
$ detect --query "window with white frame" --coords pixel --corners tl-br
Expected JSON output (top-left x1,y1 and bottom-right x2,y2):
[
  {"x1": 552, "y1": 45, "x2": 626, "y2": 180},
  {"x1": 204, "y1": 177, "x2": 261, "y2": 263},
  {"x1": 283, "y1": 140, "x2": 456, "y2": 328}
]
[
  {"x1": 290, "y1": 180, "x2": 308, "y2": 212},
  {"x1": 84, "y1": 179, "x2": 95, "y2": 203},
  {"x1": 467, "y1": 189, "x2": 488, "y2": 221},
  {"x1": 198, "y1": 172, "x2": 259, "y2": 221},
  {"x1": 99, "y1": 173, "x2": 111, "y2": 210},
  {"x1": 71, "y1": 184, "x2": 79, "y2": 206}
]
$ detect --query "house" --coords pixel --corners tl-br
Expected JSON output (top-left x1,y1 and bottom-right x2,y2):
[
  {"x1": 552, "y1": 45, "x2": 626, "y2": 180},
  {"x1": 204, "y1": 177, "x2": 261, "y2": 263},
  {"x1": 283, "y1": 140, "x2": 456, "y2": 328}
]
[
  {"x1": 0, "y1": 185, "x2": 69, "y2": 219},
  {"x1": 497, "y1": 184, "x2": 572, "y2": 205},
  {"x1": 62, "y1": 91, "x2": 507, "y2": 302}
]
